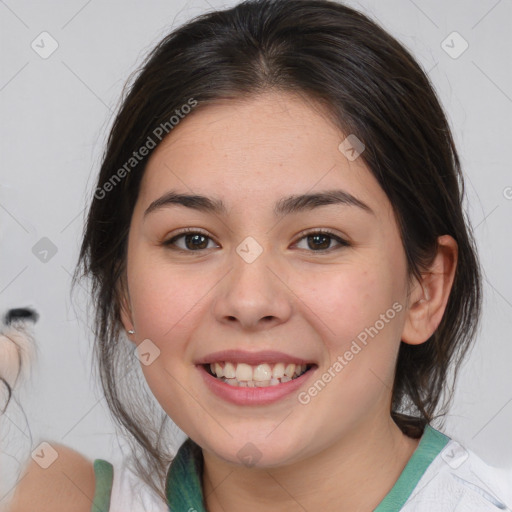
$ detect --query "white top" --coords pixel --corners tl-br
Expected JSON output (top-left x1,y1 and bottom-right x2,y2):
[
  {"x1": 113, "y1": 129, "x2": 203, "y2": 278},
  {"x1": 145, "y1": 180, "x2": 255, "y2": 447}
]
[
  {"x1": 108, "y1": 459, "x2": 168, "y2": 512},
  {"x1": 95, "y1": 427, "x2": 512, "y2": 511},
  {"x1": 400, "y1": 439, "x2": 511, "y2": 511}
]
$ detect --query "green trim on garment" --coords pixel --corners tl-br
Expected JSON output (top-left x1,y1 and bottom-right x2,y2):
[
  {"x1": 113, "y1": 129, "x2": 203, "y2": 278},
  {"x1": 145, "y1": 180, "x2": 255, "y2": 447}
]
[
  {"x1": 165, "y1": 424, "x2": 450, "y2": 511},
  {"x1": 91, "y1": 459, "x2": 114, "y2": 512},
  {"x1": 166, "y1": 438, "x2": 206, "y2": 512},
  {"x1": 374, "y1": 424, "x2": 450, "y2": 511}
]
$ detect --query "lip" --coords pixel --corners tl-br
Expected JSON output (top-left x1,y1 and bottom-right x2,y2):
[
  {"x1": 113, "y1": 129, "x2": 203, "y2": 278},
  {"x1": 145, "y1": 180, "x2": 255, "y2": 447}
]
[
  {"x1": 197, "y1": 361, "x2": 317, "y2": 406},
  {"x1": 195, "y1": 349, "x2": 314, "y2": 366}
]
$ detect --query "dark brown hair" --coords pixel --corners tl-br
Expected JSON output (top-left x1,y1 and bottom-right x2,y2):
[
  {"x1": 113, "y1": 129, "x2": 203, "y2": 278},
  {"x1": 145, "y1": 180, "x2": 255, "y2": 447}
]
[{"x1": 74, "y1": 0, "x2": 482, "y2": 499}]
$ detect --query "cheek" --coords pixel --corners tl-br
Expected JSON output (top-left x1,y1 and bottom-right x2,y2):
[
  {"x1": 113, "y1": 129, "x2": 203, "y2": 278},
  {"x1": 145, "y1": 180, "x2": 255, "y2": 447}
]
[
  {"x1": 296, "y1": 266, "x2": 405, "y2": 419},
  {"x1": 296, "y1": 264, "x2": 400, "y2": 346},
  {"x1": 126, "y1": 250, "x2": 212, "y2": 348},
  {"x1": 126, "y1": 253, "x2": 208, "y2": 427}
]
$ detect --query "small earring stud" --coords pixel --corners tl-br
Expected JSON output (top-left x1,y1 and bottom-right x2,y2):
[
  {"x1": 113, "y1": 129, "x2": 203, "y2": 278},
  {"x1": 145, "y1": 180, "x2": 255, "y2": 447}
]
[{"x1": 128, "y1": 329, "x2": 135, "y2": 335}]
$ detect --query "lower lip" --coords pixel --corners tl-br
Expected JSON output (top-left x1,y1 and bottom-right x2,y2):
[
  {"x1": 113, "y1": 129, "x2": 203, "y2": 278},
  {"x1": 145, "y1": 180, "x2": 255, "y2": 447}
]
[{"x1": 198, "y1": 364, "x2": 316, "y2": 405}]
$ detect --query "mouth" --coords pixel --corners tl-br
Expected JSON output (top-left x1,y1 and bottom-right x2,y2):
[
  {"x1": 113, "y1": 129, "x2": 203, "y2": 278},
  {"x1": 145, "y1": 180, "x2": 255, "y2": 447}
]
[{"x1": 202, "y1": 361, "x2": 315, "y2": 387}]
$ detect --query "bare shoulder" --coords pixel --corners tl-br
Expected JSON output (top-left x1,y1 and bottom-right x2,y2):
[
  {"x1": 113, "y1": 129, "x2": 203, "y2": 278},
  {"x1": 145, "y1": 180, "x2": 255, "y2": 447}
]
[{"x1": 8, "y1": 442, "x2": 96, "y2": 512}]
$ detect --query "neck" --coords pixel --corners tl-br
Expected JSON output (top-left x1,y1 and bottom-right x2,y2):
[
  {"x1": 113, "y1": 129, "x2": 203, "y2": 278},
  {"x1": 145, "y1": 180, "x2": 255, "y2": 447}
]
[{"x1": 202, "y1": 416, "x2": 421, "y2": 512}]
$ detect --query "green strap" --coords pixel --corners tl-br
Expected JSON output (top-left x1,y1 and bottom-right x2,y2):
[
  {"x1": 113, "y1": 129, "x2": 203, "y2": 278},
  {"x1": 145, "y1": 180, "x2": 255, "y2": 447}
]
[
  {"x1": 374, "y1": 424, "x2": 450, "y2": 511},
  {"x1": 91, "y1": 459, "x2": 114, "y2": 512}
]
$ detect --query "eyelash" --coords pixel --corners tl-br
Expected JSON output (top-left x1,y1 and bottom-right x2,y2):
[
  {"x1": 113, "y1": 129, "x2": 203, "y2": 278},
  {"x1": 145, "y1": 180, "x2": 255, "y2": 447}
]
[{"x1": 162, "y1": 227, "x2": 350, "y2": 253}]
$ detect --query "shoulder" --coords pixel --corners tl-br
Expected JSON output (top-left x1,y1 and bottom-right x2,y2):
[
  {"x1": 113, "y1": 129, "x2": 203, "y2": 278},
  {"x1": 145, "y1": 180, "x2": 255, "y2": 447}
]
[
  {"x1": 403, "y1": 435, "x2": 512, "y2": 511},
  {"x1": 8, "y1": 442, "x2": 96, "y2": 512}
]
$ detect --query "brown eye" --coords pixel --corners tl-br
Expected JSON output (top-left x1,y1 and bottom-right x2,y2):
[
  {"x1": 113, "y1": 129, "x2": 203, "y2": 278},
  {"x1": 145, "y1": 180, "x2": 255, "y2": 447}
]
[
  {"x1": 163, "y1": 230, "x2": 219, "y2": 251},
  {"x1": 295, "y1": 231, "x2": 349, "y2": 252}
]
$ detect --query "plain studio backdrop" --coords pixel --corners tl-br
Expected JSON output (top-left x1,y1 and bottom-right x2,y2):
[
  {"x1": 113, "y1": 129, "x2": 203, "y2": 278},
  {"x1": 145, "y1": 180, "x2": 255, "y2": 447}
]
[{"x1": 0, "y1": 0, "x2": 511, "y2": 501}]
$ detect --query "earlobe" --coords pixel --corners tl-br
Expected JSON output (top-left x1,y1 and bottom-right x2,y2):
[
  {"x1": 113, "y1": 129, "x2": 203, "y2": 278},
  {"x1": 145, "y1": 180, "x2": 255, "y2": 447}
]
[
  {"x1": 401, "y1": 235, "x2": 458, "y2": 346},
  {"x1": 119, "y1": 297, "x2": 133, "y2": 333},
  {"x1": 117, "y1": 278, "x2": 135, "y2": 335}
]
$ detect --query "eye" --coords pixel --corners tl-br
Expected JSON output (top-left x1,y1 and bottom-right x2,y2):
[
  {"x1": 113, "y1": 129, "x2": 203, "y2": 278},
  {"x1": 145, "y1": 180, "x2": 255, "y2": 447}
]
[
  {"x1": 162, "y1": 229, "x2": 219, "y2": 251},
  {"x1": 294, "y1": 230, "x2": 350, "y2": 252},
  {"x1": 162, "y1": 228, "x2": 349, "y2": 253}
]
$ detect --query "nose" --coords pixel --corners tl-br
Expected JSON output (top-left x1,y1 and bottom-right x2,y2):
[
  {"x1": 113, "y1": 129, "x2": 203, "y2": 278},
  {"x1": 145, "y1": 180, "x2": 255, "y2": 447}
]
[{"x1": 212, "y1": 243, "x2": 293, "y2": 331}]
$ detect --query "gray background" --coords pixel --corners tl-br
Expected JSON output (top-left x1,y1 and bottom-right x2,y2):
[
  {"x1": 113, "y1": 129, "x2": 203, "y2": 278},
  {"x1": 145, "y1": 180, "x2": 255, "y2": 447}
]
[{"x1": 1, "y1": 0, "x2": 511, "y2": 502}]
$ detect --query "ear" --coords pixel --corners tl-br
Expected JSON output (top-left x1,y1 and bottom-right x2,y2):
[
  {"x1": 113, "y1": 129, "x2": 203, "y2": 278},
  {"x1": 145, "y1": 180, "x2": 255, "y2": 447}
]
[
  {"x1": 401, "y1": 235, "x2": 458, "y2": 346},
  {"x1": 117, "y1": 274, "x2": 135, "y2": 336}
]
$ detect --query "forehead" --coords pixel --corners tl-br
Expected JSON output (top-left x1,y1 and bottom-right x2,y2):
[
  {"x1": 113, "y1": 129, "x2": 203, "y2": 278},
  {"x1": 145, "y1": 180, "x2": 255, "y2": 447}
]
[{"x1": 138, "y1": 91, "x2": 390, "y2": 218}]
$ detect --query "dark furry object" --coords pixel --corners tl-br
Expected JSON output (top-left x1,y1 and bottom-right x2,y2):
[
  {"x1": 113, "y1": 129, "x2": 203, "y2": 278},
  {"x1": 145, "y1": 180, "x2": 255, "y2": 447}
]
[{"x1": 3, "y1": 308, "x2": 39, "y2": 325}]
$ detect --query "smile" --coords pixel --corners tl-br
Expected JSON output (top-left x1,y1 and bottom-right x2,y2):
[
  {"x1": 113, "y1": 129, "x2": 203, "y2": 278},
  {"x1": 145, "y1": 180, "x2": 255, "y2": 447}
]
[{"x1": 204, "y1": 362, "x2": 312, "y2": 387}]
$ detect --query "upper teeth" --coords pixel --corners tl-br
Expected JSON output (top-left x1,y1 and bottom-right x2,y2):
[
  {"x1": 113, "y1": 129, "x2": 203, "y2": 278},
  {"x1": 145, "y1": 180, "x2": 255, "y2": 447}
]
[{"x1": 209, "y1": 362, "x2": 308, "y2": 382}]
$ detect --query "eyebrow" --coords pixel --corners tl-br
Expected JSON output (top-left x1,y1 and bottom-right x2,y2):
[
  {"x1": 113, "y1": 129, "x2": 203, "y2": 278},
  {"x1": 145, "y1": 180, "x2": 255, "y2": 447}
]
[{"x1": 143, "y1": 189, "x2": 375, "y2": 218}]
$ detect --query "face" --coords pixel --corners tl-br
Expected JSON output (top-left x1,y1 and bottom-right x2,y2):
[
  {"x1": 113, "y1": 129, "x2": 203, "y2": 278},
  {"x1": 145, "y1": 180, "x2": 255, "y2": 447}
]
[{"x1": 121, "y1": 91, "x2": 414, "y2": 467}]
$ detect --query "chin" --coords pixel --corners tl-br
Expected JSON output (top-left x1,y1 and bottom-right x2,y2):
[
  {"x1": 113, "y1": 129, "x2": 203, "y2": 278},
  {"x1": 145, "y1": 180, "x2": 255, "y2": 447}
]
[{"x1": 202, "y1": 430, "x2": 307, "y2": 469}]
